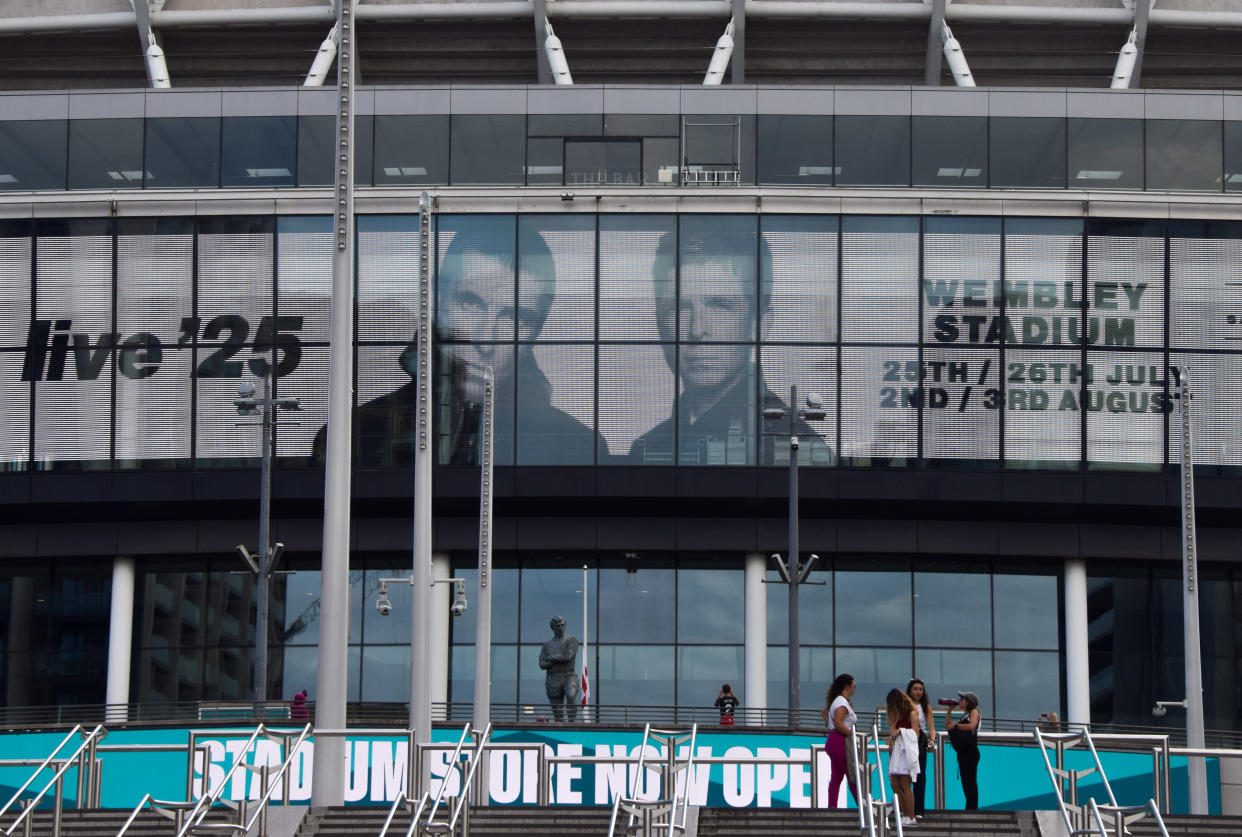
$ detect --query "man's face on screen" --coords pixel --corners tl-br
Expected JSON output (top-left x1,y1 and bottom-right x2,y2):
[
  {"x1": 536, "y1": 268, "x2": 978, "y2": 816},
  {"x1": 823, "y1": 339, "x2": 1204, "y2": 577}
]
[
  {"x1": 439, "y1": 250, "x2": 544, "y2": 402},
  {"x1": 659, "y1": 258, "x2": 754, "y2": 392}
]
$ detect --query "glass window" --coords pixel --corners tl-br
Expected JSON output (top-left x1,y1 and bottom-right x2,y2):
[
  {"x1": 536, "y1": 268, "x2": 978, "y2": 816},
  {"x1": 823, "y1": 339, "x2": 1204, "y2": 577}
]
[
  {"x1": 761, "y1": 214, "x2": 838, "y2": 343},
  {"x1": 683, "y1": 115, "x2": 754, "y2": 185},
  {"x1": 450, "y1": 115, "x2": 524, "y2": 185},
  {"x1": 528, "y1": 114, "x2": 602, "y2": 137},
  {"x1": 912, "y1": 116, "x2": 986, "y2": 188},
  {"x1": 1225, "y1": 122, "x2": 1242, "y2": 193},
  {"x1": 766, "y1": 646, "x2": 838, "y2": 710},
  {"x1": 766, "y1": 569, "x2": 832, "y2": 645},
  {"x1": 757, "y1": 115, "x2": 833, "y2": 185},
  {"x1": 601, "y1": 345, "x2": 675, "y2": 464},
  {"x1": 835, "y1": 116, "x2": 910, "y2": 187},
  {"x1": 357, "y1": 214, "x2": 421, "y2": 344},
  {"x1": 598, "y1": 213, "x2": 674, "y2": 341},
  {"x1": 835, "y1": 647, "x2": 913, "y2": 714},
  {"x1": 598, "y1": 567, "x2": 674, "y2": 644},
  {"x1": 360, "y1": 645, "x2": 413, "y2": 702},
  {"x1": 373, "y1": 114, "x2": 448, "y2": 185},
  {"x1": 643, "y1": 138, "x2": 679, "y2": 185},
  {"x1": 525, "y1": 137, "x2": 562, "y2": 185},
  {"x1": 298, "y1": 114, "x2": 373, "y2": 186},
  {"x1": 993, "y1": 574, "x2": 1058, "y2": 649},
  {"x1": 520, "y1": 566, "x2": 592, "y2": 644},
  {"x1": 913, "y1": 648, "x2": 993, "y2": 724},
  {"x1": 604, "y1": 114, "x2": 679, "y2": 137},
  {"x1": 565, "y1": 140, "x2": 641, "y2": 186},
  {"x1": 677, "y1": 568, "x2": 743, "y2": 643},
  {"x1": 280, "y1": 645, "x2": 362, "y2": 704},
  {"x1": 450, "y1": 566, "x2": 519, "y2": 646},
  {"x1": 913, "y1": 568, "x2": 992, "y2": 648},
  {"x1": 841, "y1": 216, "x2": 919, "y2": 343},
  {"x1": 518, "y1": 345, "x2": 596, "y2": 465},
  {"x1": 1068, "y1": 118, "x2": 1143, "y2": 190},
  {"x1": 994, "y1": 650, "x2": 1060, "y2": 724},
  {"x1": 221, "y1": 116, "x2": 296, "y2": 188},
  {"x1": 1145, "y1": 119, "x2": 1221, "y2": 192},
  {"x1": 759, "y1": 346, "x2": 837, "y2": 467},
  {"x1": 989, "y1": 117, "x2": 1066, "y2": 189},
  {"x1": 450, "y1": 644, "x2": 519, "y2": 706},
  {"x1": 678, "y1": 646, "x2": 743, "y2": 704},
  {"x1": 68, "y1": 118, "x2": 144, "y2": 190},
  {"x1": 144, "y1": 117, "x2": 219, "y2": 189},
  {"x1": 835, "y1": 568, "x2": 912, "y2": 647},
  {"x1": 593, "y1": 645, "x2": 675, "y2": 707},
  {"x1": 0, "y1": 120, "x2": 67, "y2": 191}
]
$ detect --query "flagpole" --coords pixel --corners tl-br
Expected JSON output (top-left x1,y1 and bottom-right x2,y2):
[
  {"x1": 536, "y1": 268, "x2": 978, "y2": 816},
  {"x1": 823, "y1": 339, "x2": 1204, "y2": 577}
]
[{"x1": 582, "y1": 563, "x2": 589, "y2": 722}]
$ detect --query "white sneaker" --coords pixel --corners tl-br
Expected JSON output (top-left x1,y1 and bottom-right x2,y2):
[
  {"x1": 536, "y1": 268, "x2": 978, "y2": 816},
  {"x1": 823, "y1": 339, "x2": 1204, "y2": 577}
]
[{"x1": 900, "y1": 816, "x2": 918, "y2": 827}]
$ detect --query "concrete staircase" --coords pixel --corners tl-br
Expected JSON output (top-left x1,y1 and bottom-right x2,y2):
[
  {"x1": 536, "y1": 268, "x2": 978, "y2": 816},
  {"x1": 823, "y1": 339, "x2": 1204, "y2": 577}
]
[
  {"x1": 698, "y1": 808, "x2": 1036, "y2": 836},
  {"x1": 299, "y1": 805, "x2": 616, "y2": 837},
  {"x1": 0, "y1": 807, "x2": 241, "y2": 837},
  {"x1": 1125, "y1": 813, "x2": 1242, "y2": 836}
]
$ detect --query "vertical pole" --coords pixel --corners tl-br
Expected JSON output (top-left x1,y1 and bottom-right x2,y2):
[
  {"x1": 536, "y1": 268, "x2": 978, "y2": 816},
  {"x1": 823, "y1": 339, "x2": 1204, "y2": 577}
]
[
  {"x1": 580, "y1": 562, "x2": 588, "y2": 722},
  {"x1": 743, "y1": 552, "x2": 767, "y2": 724},
  {"x1": 788, "y1": 384, "x2": 800, "y2": 716},
  {"x1": 473, "y1": 368, "x2": 495, "y2": 799},
  {"x1": 1063, "y1": 559, "x2": 1090, "y2": 728},
  {"x1": 105, "y1": 556, "x2": 135, "y2": 723},
  {"x1": 312, "y1": 0, "x2": 355, "y2": 808},
  {"x1": 1176, "y1": 366, "x2": 1207, "y2": 815},
  {"x1": 730, "y1": 0, "x2": 745, "y2": 83},
  {"x1": 254, "y1": 370, "x2": 272, "y2": 704},
  {"x1": 411, "y1": 192, "x2": 435, "y2": 764}
]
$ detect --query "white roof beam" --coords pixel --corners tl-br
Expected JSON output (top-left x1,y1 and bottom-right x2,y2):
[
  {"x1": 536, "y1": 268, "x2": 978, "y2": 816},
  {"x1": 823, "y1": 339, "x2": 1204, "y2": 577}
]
[
  {"x1": 305, "y1": 22, "x2": 340, "y2": 86},
  {"x1": 1112, "y1": 29, "x2": 1139, "y2": 88},
  {"x1": 543, "y1": 19, "x2": 573, "y2": 85},
  {"x1": 130, "y1": 1, "x2": 171, "y2": 89},
  {"x1": 703, "y1": 18, "x2": 735, "y2": 85},
  {"x1": 1129, "y1": 0, "x2": 1153, "y2": 88},
  {"x1": 941, "y1": 23, "x2": 975, "y2": 87}
]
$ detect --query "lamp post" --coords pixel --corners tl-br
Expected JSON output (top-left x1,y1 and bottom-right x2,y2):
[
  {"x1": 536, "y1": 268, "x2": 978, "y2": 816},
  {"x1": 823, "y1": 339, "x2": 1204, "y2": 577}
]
[
  {"x1": 763, "y1": 384, "x2": 826, "y2": 716},
  {"x1": 1173, "y1": 365, "x2": 1207, "y2": 814},
  {"x1": 232, "y1": 373, "x2": 300, "y2": 704}
]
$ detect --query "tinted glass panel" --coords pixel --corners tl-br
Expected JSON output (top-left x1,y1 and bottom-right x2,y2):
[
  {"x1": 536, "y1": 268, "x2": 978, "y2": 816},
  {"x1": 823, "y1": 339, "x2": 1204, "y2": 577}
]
[
  {"x1": 757, "y1": 115, "x2": 833, "y2": 185},
  {"x1": 912, "y1": 116, "x2": 986, "y2": 188},
  {"x1": 374, "y1": 114, "x2": 448, "y2": 185},
  {"x1": 677, "y1": 569, "x2": 743, "y2": 643},
  {"x1": 145, "y1": 117, "x2": 219, "y2": 188},
  {"x1": 565, "y1": 140, "x2": 641, "y2": 186},
  {"x1": 1068, "y1": 118, "x2": 1143, "y2": 190},
  {"x1": 836, "y1": 569, "x2": 912, "y2": 646},
  {"x1": 450, "y1": 115, "x2": 524, "y2": 185},
  {"x1": 604, "y1": 114, "x2": 679, "y2": 137},
  {"x1": 643, "y1": 137, "x2": 679, "y2": 185},
  {"x1": 0, "y1": 120, "x2": 67, "y2": 191},
  {"x1": 221, "y1": 116, "x2": 296, "y2": 188},
  {"x1": 989, "y1": 117, "x2": 1066, "y2": 189},
  {"x1": 835, "y1": 116, "x2": 910, "y2": 187},
  {"x1": 994, "y1": 651, "x2": 1060, "y2": 724},
  {"x1": 993, "y1": 574, "x2": 1059, "y2": 649},
  {"x1": 68, "y1": 118, "x2": 143, "y2": 190},
  {"x1": 1225, "y1": 122, "x2": 1242, "y2": 193},
  {"x1": 1145, "y1": 119, "x2": 1221, "y2": 192},
  {"x1": 298, "y1": 114, "x2": 373, "y2": 186},
  {"x1": 525, "y1": 137, "x2": 562, "y2": 185},
  {"x1": 597, "y1": 568, "x2": 674, "y2": 643},
  {"x1": 528, "y1": 114, "x2": 602, "y2": 137},
  {"x1": 913, "y1": 569, "x2": 992, "y2": 647}
]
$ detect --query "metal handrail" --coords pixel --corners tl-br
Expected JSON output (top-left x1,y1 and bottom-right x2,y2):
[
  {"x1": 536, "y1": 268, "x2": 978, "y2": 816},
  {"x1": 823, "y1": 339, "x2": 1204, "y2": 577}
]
[
  {"x1": 1033, "y1": 727, "x2": 1079, "y2": 837},
  {"x1": 422, "y1": 723, "x2": 473, "y2": 832},
  {"x1": 0, "y1": 725, "x2": 85, "y2": 820},
  {"x1": 847, "y1": 729, "x2": 867, "y2": 834},
  {"x1": 442, "y1": 723, "x2": 493, "y2": 835},
  {"x1": 3, "y1": 724, "x2": 106, "y2": 837},
  {"x1": 1081, "y1": 729, "x2": 1119, "y2": 807},
  {"x1": 237, "y1": 724, "x2": 313, "y2": 837},
  {"x1": 175, "y1": 725, "x2": 267, "y2": 837},
  {"x1": 1091, "y1": 797, "x2": 1172, "y2": 837}
]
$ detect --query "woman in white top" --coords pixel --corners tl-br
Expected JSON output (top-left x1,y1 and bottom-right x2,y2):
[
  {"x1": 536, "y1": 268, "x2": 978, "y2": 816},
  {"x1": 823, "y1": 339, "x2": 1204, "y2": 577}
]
[
  {"x1": 906, "y1": 678, "x2": 936, "y2": 816},
  {"x1": 821, "y1": 673, "x2": 858, "y2": 808}
]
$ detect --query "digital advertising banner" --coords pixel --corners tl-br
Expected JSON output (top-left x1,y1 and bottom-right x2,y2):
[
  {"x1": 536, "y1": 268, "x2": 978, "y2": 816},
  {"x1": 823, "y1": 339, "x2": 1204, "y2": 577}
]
[{"x1": 0, "y1": 726, "x2": 1221, "y2": 815}]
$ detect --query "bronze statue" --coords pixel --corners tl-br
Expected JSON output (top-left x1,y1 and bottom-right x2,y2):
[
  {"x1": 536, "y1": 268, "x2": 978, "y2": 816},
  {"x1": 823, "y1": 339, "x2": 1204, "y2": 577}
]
[{"x1": 539, "y1": 616, "x2": 580, "y2": 721}]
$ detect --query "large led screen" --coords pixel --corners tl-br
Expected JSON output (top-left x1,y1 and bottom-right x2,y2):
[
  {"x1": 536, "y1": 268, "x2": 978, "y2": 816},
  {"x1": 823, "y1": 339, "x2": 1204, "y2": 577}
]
[{"x1": 3, "y1": 213, "x2": 1240, "y2": 471}]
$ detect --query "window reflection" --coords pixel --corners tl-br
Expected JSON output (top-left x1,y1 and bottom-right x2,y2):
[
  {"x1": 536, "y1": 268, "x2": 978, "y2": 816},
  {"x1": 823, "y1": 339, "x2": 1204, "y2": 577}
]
[
  {"x1": 994, "y1": 650, "x2": 1059, "y2": 724},
  {"x1": 221, "y1": 116, "x2": 296, "y2": 188},
  {"x1": 68, "y1": 118, "x2": 143, "y2": 190},
  {"x1": 598, "y1": 568, "x2": 674, "y2": 644},
  {"x1": 1146, "y1": 119, "x2": 1222, "y2": 192},
  {"x1": 836, "y1": 569, "x2": 912, "y2": 646},
  {"x1": 835, "y1": 116, "x2": 910, "y2": 187},
  {"x1": 594, "y1": 645, "x2": 675, "y2": 706},
  {"x1": 766, "y1": 646, "x2": 837, "y2": 710},
  {"x1": 835, "y1": 647, "x2": 913, "y2": 714},
  {"x1": 1068, "y1": 118, "x2": 1143, "y2": 190},
  {"x1": 0, "y1": 120, "x2": 67, "y2": 191},
  {"x1": 757, "y1": 115, "x2": 833, "y2": 185},
  {"x1": 913, "y1": 569, "x2": 992, "y2": 647},
  {"x1": 677, "y1": 569, "x2": 743, "y2": 643},
  {"x1": 912, "y1": 116, "x2": 986, "y2": 188},
  {"x1": 913, "y1": 648, "x2": 992, "y2": 725},
  {"x1": 993, "y1": 574, "x2": 1058, "y2": 649},
  {"x1": 677, "y1": 646, "x2": 742, "y2": 704},
  {"x1": 989, "y1": 117, "x2": 1066, "y2": 189}
]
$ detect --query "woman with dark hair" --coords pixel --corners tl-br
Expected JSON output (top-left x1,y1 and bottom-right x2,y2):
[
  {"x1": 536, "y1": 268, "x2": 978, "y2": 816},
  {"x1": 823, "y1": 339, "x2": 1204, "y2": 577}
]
[
  {"x1": 906, "y1": 678, "x2": 936, "y2": 816},
  {"x1": 885, "y1": 688, "x2": 919, "y2": 828},
  {"x1": 944, "y1": 690, "x2": 982, "y2": 809},
  {"x1": 820, "y1": 673, "x2": 858, "y2": 808}
]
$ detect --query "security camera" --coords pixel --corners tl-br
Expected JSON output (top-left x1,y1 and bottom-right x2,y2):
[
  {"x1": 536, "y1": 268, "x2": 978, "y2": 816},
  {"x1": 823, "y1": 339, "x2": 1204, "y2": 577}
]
[
  {"x1": 1152, "y1": 705, "x2": 1167, "y2": 718},
  {"x1": 376, "y1": 596, "x2": 392, "y2": 617},
  {"x1": 450, "y1": 580, "x2": 467, "y2": 617},
  {"x1": 237, "y1": 381, "x2": 256, "y2": 399},
  {"x1": 805, "y1": 393, "x2": 824, "y2": 409}
]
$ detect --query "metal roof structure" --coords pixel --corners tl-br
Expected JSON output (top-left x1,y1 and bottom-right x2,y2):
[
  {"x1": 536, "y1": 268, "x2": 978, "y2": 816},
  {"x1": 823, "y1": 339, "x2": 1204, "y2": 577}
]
[{"x1": 4, "y1": 0, "x2": 1242, "y2": 90}]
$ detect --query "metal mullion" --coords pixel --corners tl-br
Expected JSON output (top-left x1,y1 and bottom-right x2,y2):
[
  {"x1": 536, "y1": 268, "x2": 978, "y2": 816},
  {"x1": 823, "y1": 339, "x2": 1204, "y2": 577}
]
[
  {"x1": 917, "y1": 217, "x2": 925, "y2": 466},
  {"x1": 593, "y1": 211, "x2": 600, "y2": 466},
  {"x1": 998, "y1": 219, "x2": 1006, "y2": 466},
  {"x1": 110, "y1": 218, "x2": 117, "y2": 468},
  {"x1": 836, "y1": 215, "x2": 842, "y2": 467},
  {"x1": 28, "y1": 225, "x2": 36, "y2": 470}
]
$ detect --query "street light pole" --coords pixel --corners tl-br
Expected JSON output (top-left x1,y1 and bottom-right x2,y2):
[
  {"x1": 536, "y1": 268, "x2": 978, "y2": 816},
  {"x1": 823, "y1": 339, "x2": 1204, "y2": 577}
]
[
  {"x1": 764, "y1": 384, "x2": 826, "y2": 718},
  {"x1": 411, "y1": 191, "x2": 435, "y2": 758},
  {"x1": 1175, "y1": 365, "x2": 1207, "y2": 814}
]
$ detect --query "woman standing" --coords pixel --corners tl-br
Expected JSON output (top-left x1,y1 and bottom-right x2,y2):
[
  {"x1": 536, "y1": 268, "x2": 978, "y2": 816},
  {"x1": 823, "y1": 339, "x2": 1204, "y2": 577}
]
[
  {"x1": 821, "y1": 673, "x2": 858, "y2": 808},
  {"x1": 906, "y1": 679, "x2": 936, "y2": 816},
  {"x1": 944, "y1": 690, "x2": 982, "y2": 809},
  {"x1": 885, "y1": 688, "x2": 920, "y2": 828}
]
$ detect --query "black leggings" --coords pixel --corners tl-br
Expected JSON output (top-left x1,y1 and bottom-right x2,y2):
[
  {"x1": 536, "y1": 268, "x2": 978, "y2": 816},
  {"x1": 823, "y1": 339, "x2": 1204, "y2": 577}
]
[
  {"x1": 957, "y1": 747, "x2": 980, "y2": 810},
  {"x1": 913, "y1": 731, "x2": 928, "y2": 815}
]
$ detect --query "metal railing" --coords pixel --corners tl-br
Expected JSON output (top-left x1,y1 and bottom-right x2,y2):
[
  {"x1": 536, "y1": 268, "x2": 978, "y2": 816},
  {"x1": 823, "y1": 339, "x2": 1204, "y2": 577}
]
[
  {"x1": 0, "y1": 724, "x2": 106, "y2": 837},
  {"x1": 1033, "y1": 727, "x2": 1171, "y2": 837},
  {"x1": 854, "y1": 723, "x2": 905, "y2": 837},
  {"x1": 607, "y1": 724, "x2": 698, "y2": 837}
]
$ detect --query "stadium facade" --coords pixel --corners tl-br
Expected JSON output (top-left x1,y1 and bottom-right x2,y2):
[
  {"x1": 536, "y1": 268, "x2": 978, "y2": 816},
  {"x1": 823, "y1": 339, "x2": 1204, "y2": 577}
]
[{"x1": 2, "y1": 0, "x2": 1242, "y2": 741}]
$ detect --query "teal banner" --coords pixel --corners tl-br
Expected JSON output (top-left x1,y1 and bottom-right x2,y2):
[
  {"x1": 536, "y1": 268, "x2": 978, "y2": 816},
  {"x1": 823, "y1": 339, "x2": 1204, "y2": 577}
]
[{"x1": 0, "y1": 727, "x2": 1220, "y2": 814}]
